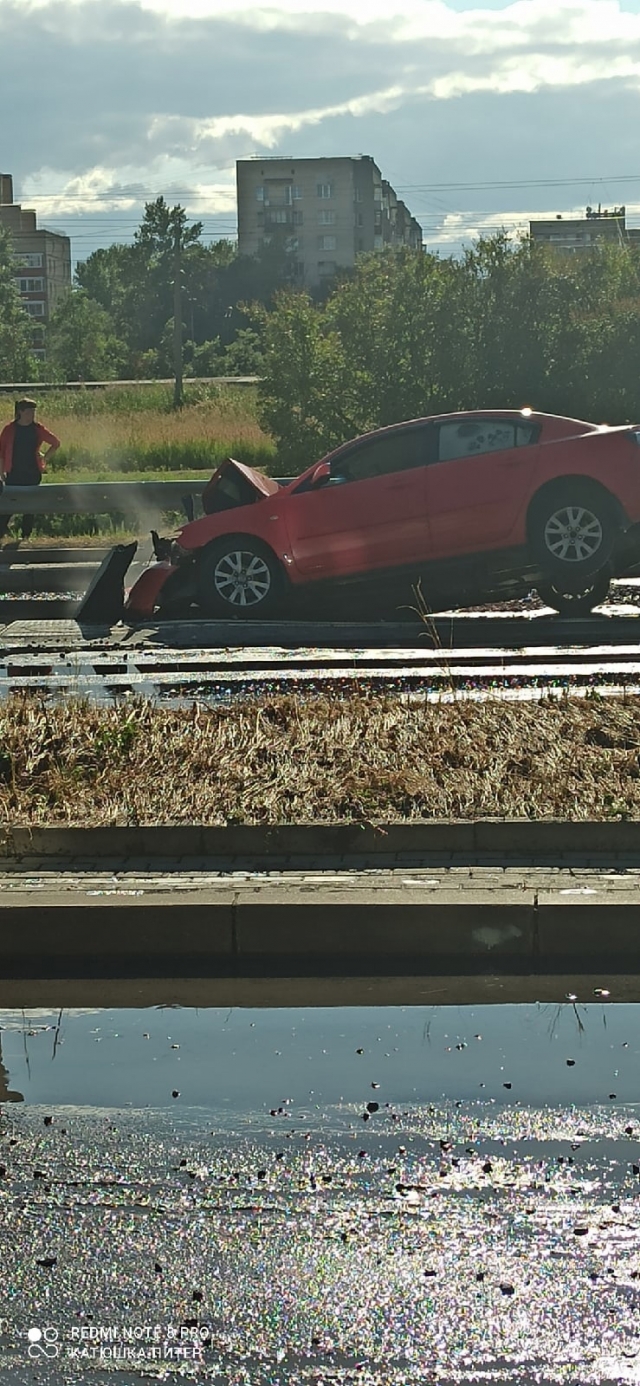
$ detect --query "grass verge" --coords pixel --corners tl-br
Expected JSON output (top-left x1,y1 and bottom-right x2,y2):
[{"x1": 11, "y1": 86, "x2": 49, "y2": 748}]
[{"x1": 0, "y1": 690, "x2": 637, "y2": 825}]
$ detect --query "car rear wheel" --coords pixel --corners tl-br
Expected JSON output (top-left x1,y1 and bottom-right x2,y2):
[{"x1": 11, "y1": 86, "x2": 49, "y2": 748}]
[
  {"x1": 535, "y1": 568, "x2": 611, "y2": 617},
  {"x1": 197, "y1": 538, "x2": 283, "y2": 618},
  {"x1": 529, "y1": 483, "x2": 618, "y2": 579}
]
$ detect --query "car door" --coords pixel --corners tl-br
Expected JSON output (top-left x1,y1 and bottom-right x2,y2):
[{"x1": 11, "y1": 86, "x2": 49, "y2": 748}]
[
  {"x1": 283, "y1": 424, "x2": 435, "y2": 577},
  {"x1": 425, "y1": 417, "x2": 540, "y2": 557}
]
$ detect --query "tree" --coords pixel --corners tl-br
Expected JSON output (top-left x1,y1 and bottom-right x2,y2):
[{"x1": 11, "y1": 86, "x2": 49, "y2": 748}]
[
  {"x1": 47, "y1": 291, "x2": 127, "y2": 381},
  {"x1": 0, "y1": 224, "x2": 38, "y2": 380}
]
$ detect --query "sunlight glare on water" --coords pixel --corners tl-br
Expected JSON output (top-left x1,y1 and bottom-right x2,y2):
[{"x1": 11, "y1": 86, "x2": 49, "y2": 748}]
[{"x1": 2, "y1": 1002, "x2": 640, "y2": 1383}]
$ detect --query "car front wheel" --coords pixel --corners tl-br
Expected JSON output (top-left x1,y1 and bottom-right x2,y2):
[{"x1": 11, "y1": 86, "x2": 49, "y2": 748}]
[
  {"x1": 529, "y1": 484, "x2": 618, "y2": 579},
  {"x1": 197, "y1": 538, "x2": 283, "y2": 618}
]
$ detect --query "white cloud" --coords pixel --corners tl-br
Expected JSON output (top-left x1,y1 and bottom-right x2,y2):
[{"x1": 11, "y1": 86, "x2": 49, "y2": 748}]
[{"x1": 6, "y1": 0, "x2": 640, "y2": 255}]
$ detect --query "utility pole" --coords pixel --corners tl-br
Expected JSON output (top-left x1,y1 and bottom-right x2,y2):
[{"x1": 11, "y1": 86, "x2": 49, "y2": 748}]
[{"x1": 172, "y1": 213, "x2": 183, "y2": 409}]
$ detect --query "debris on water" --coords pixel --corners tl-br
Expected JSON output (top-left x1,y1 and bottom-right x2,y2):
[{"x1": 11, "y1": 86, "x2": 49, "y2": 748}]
[
  {"x1": 500, "y1": 1283, "x2": 515, "y2": 1295},
  {"x1": 36, "y1": 1256, "x2": 57, "y2": 1268},
  {"x1": 43, "y1": 1115, "x2": 54, "y2": 1125},
  {"x1": 172, "y1": 1090, "x2": 180, "y2": 1099},
  {"x1": 366, "y1": 1102, "x2": 379, "y2": 1114},
  {"x1": 566, "y1": 1059, "x2": 576, "y2": 1066}
]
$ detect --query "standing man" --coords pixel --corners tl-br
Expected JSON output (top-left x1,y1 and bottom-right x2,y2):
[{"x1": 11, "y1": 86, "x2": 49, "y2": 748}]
[{"x1": 0, "y1": 398, "x2": 60, "y2": 540}]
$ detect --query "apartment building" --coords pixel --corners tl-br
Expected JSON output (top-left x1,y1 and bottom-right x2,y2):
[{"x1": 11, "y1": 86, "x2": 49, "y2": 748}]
[
  {"x1": 237, "y1": 156, "x2": 422, "y2": 287},
  {"x1": 530, "y1": 206, "x2": 640, "y2": 253},
  {"x1": 0, "y1": 174, "x2": 71, "y2": 358}
]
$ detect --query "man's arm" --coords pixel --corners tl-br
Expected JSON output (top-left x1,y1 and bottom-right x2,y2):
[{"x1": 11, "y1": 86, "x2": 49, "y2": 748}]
[
  {"x1": 0, "y1": 424, "x2": 11, "y2": 479},
  {"x1": 36, "y1": 425, "x2": 61, "y2": 471}
]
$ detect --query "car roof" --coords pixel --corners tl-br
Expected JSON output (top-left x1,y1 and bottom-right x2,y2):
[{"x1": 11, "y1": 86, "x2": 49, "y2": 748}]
[{"x1": 316, "y1": 411, "x2": 600, "y2": 466}]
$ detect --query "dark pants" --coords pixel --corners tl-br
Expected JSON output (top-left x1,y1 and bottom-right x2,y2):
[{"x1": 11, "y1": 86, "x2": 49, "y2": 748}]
[{"x1": 0, "y1": 474, "x2": 41, "y2": 540}]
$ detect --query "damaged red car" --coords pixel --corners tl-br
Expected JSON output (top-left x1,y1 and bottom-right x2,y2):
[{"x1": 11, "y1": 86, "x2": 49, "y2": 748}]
[{"x1": 117, "y1": 409, "x2": 640, "y2": 620}]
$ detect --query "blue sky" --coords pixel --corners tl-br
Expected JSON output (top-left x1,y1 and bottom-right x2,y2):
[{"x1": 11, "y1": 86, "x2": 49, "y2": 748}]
[{"x1": 3, "y1": 0, "x2": 640, "y2": 263}]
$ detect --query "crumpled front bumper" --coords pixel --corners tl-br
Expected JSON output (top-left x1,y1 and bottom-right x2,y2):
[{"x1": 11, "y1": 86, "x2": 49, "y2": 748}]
[{"x1": 124, "y1": 560, "x2": 179, "y2": 619}]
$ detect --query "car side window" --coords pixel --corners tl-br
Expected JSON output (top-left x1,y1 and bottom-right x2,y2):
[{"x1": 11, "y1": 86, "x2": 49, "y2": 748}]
[
  {"x1": 436, "y1": 419, "x2": 537, "y2": 462},
  {"x1": 332, "y1": 427, "x2": 433, "y2": 483}
]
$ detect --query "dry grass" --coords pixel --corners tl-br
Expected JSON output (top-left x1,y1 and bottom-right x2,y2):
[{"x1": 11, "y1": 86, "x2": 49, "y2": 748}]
[
  {"x1": 0, "y1": 691, "x2": 639, "y2": 825},
  {"x1": 39, "y1": 387, "x2": 276, "y2": 481},
  {"x1": 52, "y1": 396, "x2": 268, "y2": 453}
]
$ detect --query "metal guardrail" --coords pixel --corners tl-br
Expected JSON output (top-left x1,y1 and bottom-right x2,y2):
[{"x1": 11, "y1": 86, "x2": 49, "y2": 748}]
[
  {"x1": 0, "y1": 377, "x2": 260, "y2": 393},
  {"x1": 0, "y1": 480, "x2": 205, "y2": 520}
]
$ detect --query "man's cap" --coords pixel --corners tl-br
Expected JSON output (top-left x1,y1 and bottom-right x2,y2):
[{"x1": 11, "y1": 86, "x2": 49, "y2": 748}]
[{"x1": 14, "y1": 398, "x2": 37, "y2": 414}]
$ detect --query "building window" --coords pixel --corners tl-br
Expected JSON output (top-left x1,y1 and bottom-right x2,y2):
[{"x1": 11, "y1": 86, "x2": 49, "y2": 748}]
[
  {"x1": 16, "y1": 252, "x2": 43, "y2": 268},
  {"x1": 317, "y1": 182, "x2": 334, "y2": 199},
  {"x1": 293, "y1": 210, "x2": 304, "y2": 226},
  {"x1": 24, "y1": 301, "x2": 45, "y2": 317},
  {"x1": 317, "y1": 261, "x2": 337, "y2": 276},
  {"x1": 318, "y1": 210, "x2": 336, "y2": 225},
  {"x1": 285, "y1": 237, "x2": 301, "y2": 252},
  {"x1": 284, "y1": 186, "x2": 302, "y2": 204},
  {"x1": 15, "y1": 277, "x2": 45, "y2": 293},
  {"x1": 256, "y1": 186, "x2": 266, "y2": 201},
  {"x1": 267, "y1": 209, "x2": 289, "y2": 224},
  {"x1": 319, "y1": 236, "x2": 337, "y2": 251}
]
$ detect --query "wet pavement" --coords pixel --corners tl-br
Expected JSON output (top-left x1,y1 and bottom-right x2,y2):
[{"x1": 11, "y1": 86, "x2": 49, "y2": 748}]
[{"x1": 2, "y1": 1002, "x2": 640, "y2": 1382}]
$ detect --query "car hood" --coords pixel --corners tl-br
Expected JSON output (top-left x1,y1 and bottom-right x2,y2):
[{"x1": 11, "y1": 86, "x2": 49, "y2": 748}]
[{"x1": 204, "y1": 456, "x2": 280, "y2": 502}]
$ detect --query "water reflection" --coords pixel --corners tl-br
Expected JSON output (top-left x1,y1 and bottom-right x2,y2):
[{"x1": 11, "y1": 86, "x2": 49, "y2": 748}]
[
  {"x1": 0, "y1": 1001, "x2": 635, "y2": 1113},
  {"x1": 0, "y1": 1033, "x2": 22, "y2": 1104}
]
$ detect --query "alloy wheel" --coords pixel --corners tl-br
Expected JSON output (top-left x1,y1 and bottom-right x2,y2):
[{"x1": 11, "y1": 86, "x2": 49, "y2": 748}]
[
  {"x1": 543, "y1": 505, "x2": 603, "y2": 564},
  {"x1": 213, "y1": 550, "x2": 272, "y2": 607}
]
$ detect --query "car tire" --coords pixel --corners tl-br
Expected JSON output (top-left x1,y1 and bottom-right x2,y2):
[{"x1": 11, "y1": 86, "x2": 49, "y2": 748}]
[
  {"x1": 529, "y1": 483, "x2": 618, "y2": 579},
  {"x1": 535, "y1": 568, "x2": 611, "y2": 617},
  {"x1": 197, "y1": 537, "x2": 283, "y2": 618}
]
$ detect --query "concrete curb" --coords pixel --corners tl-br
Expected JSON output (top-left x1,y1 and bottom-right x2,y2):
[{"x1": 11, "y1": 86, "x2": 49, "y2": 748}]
[
  {"x1": 1, "y1": 890, "x2": 640, "y2": 978},
  {"x1": 0, "y1": 820, "x2": 638, "y2": 860}
]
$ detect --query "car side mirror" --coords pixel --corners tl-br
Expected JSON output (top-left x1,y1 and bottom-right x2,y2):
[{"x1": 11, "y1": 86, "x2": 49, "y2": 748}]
[{"x1": 310, "y1": 461, "x2": 331, "y2": 487}]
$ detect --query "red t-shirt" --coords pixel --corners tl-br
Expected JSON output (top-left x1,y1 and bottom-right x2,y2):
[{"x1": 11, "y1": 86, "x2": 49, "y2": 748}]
[{"x1": 0, "y1": 421, "x2": 60, "y2": 477}]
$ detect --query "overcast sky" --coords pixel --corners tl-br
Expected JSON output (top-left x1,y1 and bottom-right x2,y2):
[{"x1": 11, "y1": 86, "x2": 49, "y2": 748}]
[{"x1": 3, "y1": 0, "x2": 640, "y2": 263}]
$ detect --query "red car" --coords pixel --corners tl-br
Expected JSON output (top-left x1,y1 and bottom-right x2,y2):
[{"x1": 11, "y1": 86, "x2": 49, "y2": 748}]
[{"x1": 123, "y1": 409, "x2": 640, "y2": 620}]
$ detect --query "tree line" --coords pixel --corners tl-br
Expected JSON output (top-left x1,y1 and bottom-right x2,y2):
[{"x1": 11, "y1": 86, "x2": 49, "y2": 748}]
[
  {"x1": 255, "y1": 234, "x2": 640, "y2": 466},
  {"x1": 0, "y1": 197, "x2": 285, "y2": 382},
  {"x1": 2, "y1": 201, "x2": 640, "y2": 465}
]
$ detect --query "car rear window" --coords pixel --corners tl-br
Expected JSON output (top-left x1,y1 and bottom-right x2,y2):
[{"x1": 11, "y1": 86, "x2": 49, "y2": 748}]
[{"x1": 437, "y1": 419, "x2": 538, "y2": 463}]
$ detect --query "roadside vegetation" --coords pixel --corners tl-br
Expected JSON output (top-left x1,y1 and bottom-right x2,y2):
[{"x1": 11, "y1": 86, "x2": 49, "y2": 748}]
[
  {"x1": 0, "y1": 691, "x2": 639, "y2": 825},
  {"x1": 42, "y1": 384, "x2": 275, "y2": 482}
]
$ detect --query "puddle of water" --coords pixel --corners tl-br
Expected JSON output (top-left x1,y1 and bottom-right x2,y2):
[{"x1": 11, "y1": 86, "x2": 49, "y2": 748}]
[
  {"x1": 2, "y1": 1002, "x2": 640, "y2": 1384},
  {"x1": 0, "y1": 1001, "x2": 635, "y2": 1112}
]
